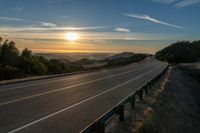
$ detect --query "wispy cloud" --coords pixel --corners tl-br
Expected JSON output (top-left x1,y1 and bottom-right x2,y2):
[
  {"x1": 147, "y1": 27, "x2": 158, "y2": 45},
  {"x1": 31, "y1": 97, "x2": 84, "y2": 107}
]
[
  {"x1": 46, "y1": 0, "x2": 57, "y2": 3},
  {"x1": 59, "y1": 16, "x2": 68, "y2": 19},
  {"x1": 0, "y1": 26, "x2": 107, "y2": 33},
  {"x1": 11, "y1": 6, "x2": 23, "y2": 11},
  {"x1": 39, "y1": 22, "x2": 57, "y2": 27},
  {"x1": 115, "y1": 28, "x2": 130, "y2": 32},
  {"x1": 0, "y1": 16, "x2": 57, "y2": 28},
  {"x1": 152, "y1": 0, "x2": 178, "y2": 4},
  {"x1": 175, "y1": 0, "x2": 200, "y2": 7},
  {"x1": 45, "y1": 0, "x2": 69, "y2": 3},
  {"x1": 123, "y1": 13, "x2": 184, "y2": 29},
  {"x1": 152, "y1": 0, "x2": 200, "y2": 7},
  {"x1": 0, "y1": 16, "x2": 107, "y2": 31},
  {"x1": 0, "y1": 16, "x2": 24, "y2": 21}
]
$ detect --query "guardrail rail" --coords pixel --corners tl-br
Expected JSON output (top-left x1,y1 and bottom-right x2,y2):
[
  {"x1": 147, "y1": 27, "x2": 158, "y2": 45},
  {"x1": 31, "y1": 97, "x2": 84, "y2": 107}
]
[{"x1": 81, "y1": 64, "x2": 169, "y2": 133}]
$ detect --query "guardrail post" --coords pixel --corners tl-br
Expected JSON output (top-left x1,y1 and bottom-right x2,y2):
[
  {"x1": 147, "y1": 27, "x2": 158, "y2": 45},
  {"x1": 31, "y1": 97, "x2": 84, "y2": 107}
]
[
  {"x1": 119, "y1": 105, "x2": 124, "y2": 121},
  {"x1": 95, "y1": 121, "x2": 105, "y2": 133},
  {"x1": 139, "y1": 89, "x2": 143, "y2": 100},
  {"x1": 144, "y1": 86, "x2": 148, "y2": 94},
  {"x1": 149, "y1": 82, "x2": 152, "y2": 90},
  {"x1": 152, "y1": 80, "x2": 155, "y2": 87},
  {"x1": 131, "y1": 95, "x2": 136, "y2": 109}
]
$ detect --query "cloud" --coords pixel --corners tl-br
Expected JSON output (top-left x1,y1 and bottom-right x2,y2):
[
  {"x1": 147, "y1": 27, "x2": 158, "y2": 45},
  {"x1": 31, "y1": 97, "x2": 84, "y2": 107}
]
[
  {"x1": 0, "y1": 16, "x2": 57, "y2": 28},
  {"x1": 46, "y1": 0, "x2": 57, "y2": 3},
  {"x1": 11, "y1": 6, "x2": 23, "y2": 11},
  {"x1": 175, "y1": 0, "x2": 200, "y2": 7},
  {"x1": 0, "y1": 26, "x2": 107, "y2": 33},
  {"x1": 152, "y1": 0, "x2": 178, "y2": 4},
  {"x1": 59, "y1": 26, "x2": 107, "y2": 30},
  {"x1": 115, "y1": 28, "x2": 130, "y2": 32},
  {"x1": 0, "y1": 16, "x2": 24, "y2": 21},
  {"x1": 0, "y1": 16, "x2": 107, "y2": 31},
  {"x1": 152, "y1": 0, "x2": 200, "y2": 7},
  {"x1": 59, "y1": 16, "x2": 68, "y2": 19},
  {"x1": 46, "y1": 0, "x2": 69, "y2": 3},
  {"x1": 123, "y1": 13, "x2": 184, "y2": 29},
  {"x1": 39, "y1": 22, "x2": 57, "y2": 27}
]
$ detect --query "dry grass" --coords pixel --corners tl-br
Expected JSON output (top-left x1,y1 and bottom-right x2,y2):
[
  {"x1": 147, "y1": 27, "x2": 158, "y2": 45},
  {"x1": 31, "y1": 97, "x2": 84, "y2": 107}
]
[{"x1": 106, "y1": 67, "x2": 200, "y2": 133}]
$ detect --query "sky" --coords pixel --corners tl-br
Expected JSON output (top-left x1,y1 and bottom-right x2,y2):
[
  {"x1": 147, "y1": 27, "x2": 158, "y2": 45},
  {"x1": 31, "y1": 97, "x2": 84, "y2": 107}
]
[{"x1": 0, "y1": 0, "x2": 200, "y2": 53}]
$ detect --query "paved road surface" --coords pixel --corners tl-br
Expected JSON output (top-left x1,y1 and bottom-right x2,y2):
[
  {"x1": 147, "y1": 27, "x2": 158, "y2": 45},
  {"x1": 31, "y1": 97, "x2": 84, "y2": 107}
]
[{"x1": 0, "y1": 58, "x2": 167, "y2": 133}]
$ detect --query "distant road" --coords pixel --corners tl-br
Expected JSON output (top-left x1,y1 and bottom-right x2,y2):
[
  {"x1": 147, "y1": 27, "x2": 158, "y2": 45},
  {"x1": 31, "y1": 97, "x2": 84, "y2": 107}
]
[{"x1": 0, "y1": 58, "x2": 167, "y2": 133}]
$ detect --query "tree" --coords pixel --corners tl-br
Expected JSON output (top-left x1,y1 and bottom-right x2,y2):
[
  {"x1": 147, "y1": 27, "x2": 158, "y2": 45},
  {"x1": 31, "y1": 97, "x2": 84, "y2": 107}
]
[
  {"x1": 0, "y1": 37, "x2": 2, "y2": 44},
  {"x1": 0, "y1": 37, "x2": 83, "y2": 80},
  {"x1": 0, "y1": 37, "x2": 2, "y2": 64},
  {"x1": 0, "y1": 40, "x2": 20, "y2": 67},
  {"x1": 21, "y1": 48, "x2": 32, "y2": 59},
  {"x1": 20, "y1": 48, "x2": 47, "y2": 75},
  {"x1": 30, "y1": 56, "x2": 47, "y2": 75}
]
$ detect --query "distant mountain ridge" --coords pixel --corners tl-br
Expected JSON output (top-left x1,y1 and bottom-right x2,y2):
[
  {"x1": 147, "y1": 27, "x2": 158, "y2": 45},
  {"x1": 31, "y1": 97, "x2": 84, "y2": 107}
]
[
  {"x1": 35, "y1": 53, "x2": 115, "y2": 61},
  {"x1": 106, "y1": 52, "x2": 135, "y2": 60}
]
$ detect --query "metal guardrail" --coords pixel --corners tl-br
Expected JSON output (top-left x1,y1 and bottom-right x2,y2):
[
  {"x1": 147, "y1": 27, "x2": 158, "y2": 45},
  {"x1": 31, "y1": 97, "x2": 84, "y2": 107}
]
[{"x1": 81, "y1": 64, "x2": 169, "y2": 133}]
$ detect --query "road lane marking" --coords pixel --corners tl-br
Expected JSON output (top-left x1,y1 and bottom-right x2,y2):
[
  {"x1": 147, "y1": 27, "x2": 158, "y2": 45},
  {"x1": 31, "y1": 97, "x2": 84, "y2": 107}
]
[
  {"x1": 0, "y1": 65, "x2": 156, "y2": 106},
  {"x1": 0, "y1": 63, "x2": 156, "y2": 92},
  {"x1": 0, "y1": 73, "x2": 97, "y2": 92},
  {"x1": 8, "y1": 65, "x2": 162, "y2": 133},
  {"x1": 0, "y1": 70, "x2": 108, "y2": 92}
]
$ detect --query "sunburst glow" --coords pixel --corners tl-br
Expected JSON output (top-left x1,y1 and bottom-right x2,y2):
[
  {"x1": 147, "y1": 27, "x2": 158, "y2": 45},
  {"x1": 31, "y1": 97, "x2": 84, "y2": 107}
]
[{"x1": 64, "y1": 32, "x2": 79, "y2": 41}]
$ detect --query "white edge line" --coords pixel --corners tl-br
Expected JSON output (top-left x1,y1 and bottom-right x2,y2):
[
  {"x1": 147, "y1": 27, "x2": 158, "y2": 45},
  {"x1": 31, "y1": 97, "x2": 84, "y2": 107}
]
[
  {"x1": 81, "y1": 64, "x2": 166, "y2": 132},
  {"x1": 8, "y1": 65, "x2": 161, "y2": 133},
  {"x1": 0, "y1": 65, "x2": 154, "y2": 106},
  {"x1": 0, "y1": 70, "x2": 106, "y2": 92},
  {"x1": 0, "y1": 63, "x2": 155, "y2": 92}
]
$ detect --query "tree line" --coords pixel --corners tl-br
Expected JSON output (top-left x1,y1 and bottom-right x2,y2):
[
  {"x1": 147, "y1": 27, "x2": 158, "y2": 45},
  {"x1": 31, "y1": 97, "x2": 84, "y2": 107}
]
[
  {"x1": 155, "y1": 41, "x2": 200, "y2": 63},
  {"x1": 0, "y1": 37, "x2": 83, "y2": 80}
]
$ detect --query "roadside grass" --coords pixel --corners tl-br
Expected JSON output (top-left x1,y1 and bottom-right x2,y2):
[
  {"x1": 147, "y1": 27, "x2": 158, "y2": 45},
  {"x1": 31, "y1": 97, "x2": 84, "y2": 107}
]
[
  {"x1": 138, "y1": 67, "x2": 200, "y2": 133},
  {"x1": 178, "y1": 65, "x2": 200, "y2": 83},
  {"x1": 139, "y1": 113, "x2": 157, "y2": 133}
]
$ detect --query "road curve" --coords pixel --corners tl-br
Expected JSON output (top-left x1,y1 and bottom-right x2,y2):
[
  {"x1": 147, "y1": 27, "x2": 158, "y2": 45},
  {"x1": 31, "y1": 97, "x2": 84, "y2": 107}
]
[{"x1": 0, "y1": 58, "x2": 167, "y2": 133}]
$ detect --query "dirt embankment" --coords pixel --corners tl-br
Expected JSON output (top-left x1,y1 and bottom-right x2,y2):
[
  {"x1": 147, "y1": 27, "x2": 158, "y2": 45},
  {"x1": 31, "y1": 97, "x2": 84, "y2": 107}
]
[{"x1": 106, "y1": 67, "x2": 200, "y2": 133}]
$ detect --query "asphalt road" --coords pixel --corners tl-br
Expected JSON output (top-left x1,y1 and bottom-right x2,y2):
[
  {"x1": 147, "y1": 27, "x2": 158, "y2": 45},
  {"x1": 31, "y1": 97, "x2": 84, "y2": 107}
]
[{"x1": 0, "y1": 58, "x2": 167, "y2": 133}]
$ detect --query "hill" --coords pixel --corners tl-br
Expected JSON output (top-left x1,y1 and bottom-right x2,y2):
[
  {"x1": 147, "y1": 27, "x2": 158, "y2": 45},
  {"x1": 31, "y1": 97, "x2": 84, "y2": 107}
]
[
  {"x1": 106, "y1": 52, "x2": 148, "y2": 66},
  {"x1": 155, "y1": 41, "x2": 200, "y2": 63},
  {"x1": 106, "y1": 52, "x2": 135, "y2": 60}
]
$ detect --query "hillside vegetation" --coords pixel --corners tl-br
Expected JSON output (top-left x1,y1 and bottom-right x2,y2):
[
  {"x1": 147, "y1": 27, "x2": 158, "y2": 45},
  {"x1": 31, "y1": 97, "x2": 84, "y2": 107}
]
[
  {"x1": 0, "y1": 37, "x2": 147, "y2": 81},
  {"x1": 0, "y1": 37, "x2": 83, "y2": 80},
  {"x1": 155, "y1": 41, "x2": 200, "y2": 63},
  {"x1": 106, "y1": 52, "x2": 147, "y2": 66}
]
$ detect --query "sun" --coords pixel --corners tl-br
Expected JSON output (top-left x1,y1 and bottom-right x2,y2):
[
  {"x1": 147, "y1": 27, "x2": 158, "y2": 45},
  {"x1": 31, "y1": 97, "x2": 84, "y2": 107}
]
[{"x1": 64, "y1": 32, "x2": 79, "y2": 41}]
